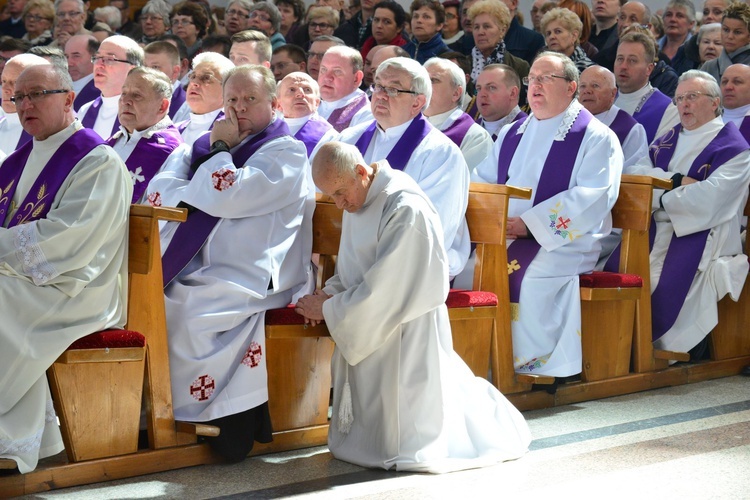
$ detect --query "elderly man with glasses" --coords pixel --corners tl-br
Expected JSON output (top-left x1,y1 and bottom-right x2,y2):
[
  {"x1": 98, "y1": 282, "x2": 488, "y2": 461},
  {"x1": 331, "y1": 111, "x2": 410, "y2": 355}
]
[
  {"x1": 472, "y1": 52, "x2": 623, "y2": 382},
  {"x1": 626, "y1": 69, "x2": 750, "y2": 360},
  {"x1": 313, "y1": 56, "x2": 470, "y2": 279},
  {"x1": 0, "y1": 62, "x2": 131, "y2": 474},
  {"x1": 51, "y1": 0, "x2": 90, "y2": 48},
  {"x1": 77, "y1": 35, "x2": 143, "y2": 139}
]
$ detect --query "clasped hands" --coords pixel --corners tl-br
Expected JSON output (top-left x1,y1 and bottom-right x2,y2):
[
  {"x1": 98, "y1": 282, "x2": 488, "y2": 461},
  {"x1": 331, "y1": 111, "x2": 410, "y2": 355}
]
[{"x1": 295, "y1": 289, "x2": 332, "y2": 327}]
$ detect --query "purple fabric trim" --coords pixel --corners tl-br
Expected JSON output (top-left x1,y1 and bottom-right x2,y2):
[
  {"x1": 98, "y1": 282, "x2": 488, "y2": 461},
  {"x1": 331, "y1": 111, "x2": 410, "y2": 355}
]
[
  {"x1": 294, "y1": 114, "x2": 333, "y2": 157},
  {"x1": 161, "y1": 119, "x2": 291, "y2": 286},
  {"x1": 327, "y1": 93, "x2": 368, "y2": 132},
  {"x1": 0, "y1": 128, "x2": 104, "y2": 227},
  {"x1": 80, "y1": 96, "x2": 120, "y2": 138},
  {"x1": 107, "y1": 125, "x2": 184, "y2": 203},
  {"x1": 441, "y1": 112, "x2": 475, "y2": 147},
  {"x1": 169, "y1": 85, "x2": 186, "y2": 119},
  {"x1": 739, "y1": 115, "x2": 750, "y2": 142},
  {"x1": 633, "y1": 90, "x2": 671, "y2": 144},
  {"x1": 353, "y1": 114, "x2": 433, "y2": 171},
  {"x1": 73, "y1": 79, "x2": 100, "y2": 112},
  {"x1": 650, "y1": 122, "x2": 750, "y2": 340},
  {"x1": 608, "y1": 108, "x2": 638, "y2": 145},
  {"x1": 498, "y1": 109, "x2": 594, "y2": 302},
  {"x1": 465, "y1": 97, "x2": 481, "y2": 123}
]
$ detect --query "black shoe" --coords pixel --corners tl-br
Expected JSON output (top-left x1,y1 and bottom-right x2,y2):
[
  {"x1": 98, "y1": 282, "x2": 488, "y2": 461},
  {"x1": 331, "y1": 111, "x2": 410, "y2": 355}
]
[{"x1": 741, "y1": 365, "x2": 750, "y2": 377}]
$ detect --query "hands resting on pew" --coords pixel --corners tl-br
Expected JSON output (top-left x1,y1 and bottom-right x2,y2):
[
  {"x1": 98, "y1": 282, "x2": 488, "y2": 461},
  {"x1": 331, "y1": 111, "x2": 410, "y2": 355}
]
[{"x1": 295, "y1": 289, "x2": 333, "y2": 327}]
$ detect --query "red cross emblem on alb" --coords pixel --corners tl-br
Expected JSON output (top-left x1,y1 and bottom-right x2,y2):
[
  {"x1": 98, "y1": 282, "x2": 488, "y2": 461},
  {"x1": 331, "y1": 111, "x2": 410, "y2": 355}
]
[
  {"x1": 242, "y1": 342, "x2": 263, "y2": 368},
  {"x1": 190, "y1": 374, "x2": 216, "y2": 401}
]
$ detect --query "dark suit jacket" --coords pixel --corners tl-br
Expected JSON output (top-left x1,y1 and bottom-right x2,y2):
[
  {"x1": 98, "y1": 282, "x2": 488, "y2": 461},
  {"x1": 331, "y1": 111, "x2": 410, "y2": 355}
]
[{"x1": 503, "y1": 17, "x2": 545, "y2": 65}]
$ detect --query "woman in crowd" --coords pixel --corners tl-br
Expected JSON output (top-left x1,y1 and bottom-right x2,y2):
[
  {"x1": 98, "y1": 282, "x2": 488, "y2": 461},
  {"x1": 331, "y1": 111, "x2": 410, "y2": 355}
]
[
  {"x1": 541, "y1": 7, "x2": 593, "y2": 73},
  {"x1": 275, "y1": 0, "x2": 305, "y2": 40},
  {"x1": 171, "y1": 1, "x2": 209, "y2": 58},
  {"x1": 697, "y1": 22, "x2": 722, "y2": 64},
  {"x1": 360, "y1": 1, "x2": 411, "y2": 59},
  {"x1": 441, "y1": 0, "x2": 463, "y2": 49},
  {"x1": 558, "y1": 0, "x2": 597, "y2": 58},
  {"x1": 407, "y1": 0, "x2": 449, "y2": 63},
  {"x1": 139, "y1": 0, "x2": 171, "y2": 44},
  {"x1": 21, "y1": 0, "x2": 54, "y2": 47},
  {"x1": 702, "y1": 2, "x2": 750, "y2": 83},
  {"x1": 467, "y1": 0, "x2": 528, "y2": 83},
  {"x1": 659, "y1": 0, "x2": 698, "y2": 76}
]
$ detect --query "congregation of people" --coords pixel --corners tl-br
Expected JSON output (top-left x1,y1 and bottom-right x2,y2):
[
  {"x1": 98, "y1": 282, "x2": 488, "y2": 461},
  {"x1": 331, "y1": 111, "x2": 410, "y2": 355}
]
[{"x1": 1, "y1": 0, "x2": 750, "y2": 481}]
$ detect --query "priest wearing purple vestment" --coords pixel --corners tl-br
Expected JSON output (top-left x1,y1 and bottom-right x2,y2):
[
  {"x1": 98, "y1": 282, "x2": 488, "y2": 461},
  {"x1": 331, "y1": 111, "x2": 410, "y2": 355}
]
[
  {"x1": 474, "y1": 63, "x2": 526, "y2": 140},
  {"x1": 316, "y1": 46, "x2": 374, "y2": 132},
  {"x1": 143, "y1": 41, "x2": 187, "y2": 121},
  {"x1": 64, "y1": 34, "x2": 100, "y2": 113},
  {"x1": 277, "y1": 71, "x2": 333, "y2": 157},
  {"x1": 720, "y1": 63, "x2": 750, "y2": 142},
  {"x1": 627, "y1": 69, "x2": 750, "y2": 359},
  {"x1": 0, "y1": 53, "x2": 48, "y2": 155}
]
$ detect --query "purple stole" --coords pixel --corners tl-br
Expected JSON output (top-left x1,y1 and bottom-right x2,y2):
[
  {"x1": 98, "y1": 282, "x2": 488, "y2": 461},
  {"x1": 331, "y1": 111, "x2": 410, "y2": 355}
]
[
  {"x1": 168, "y1": 85, "x2": 186, "y2": 120},
  {"x1": 487, "y1": 110, "x2": 528, "y2": 141},
  {"x1": 442, "y1": 112, "x2": 475, "y2": 147},
  {"x1": 465, "y1": 96, "x2": 481, "y2": 123},
  {"x1": 327, "y1": 93, "x2": 367, "y2": 132},
  {"x1": 496, "y1": 109, "x2": 594, "y2": 303},
  {"x1": 632, "y1": 89, "x2": 671, "y2": 144},
  {"x1": 608, "y1": 108, "x2": 638, "y2": 146},
  {"x1": 647, "y1": 122, "x2": 749, "y2": 341},
  {"x1": 107, "y1": 125, "x2": 183, "y2": 203},
  {"x1": 738, "y1": 115, "x2": 750, "y2": 142},
  {"x1": 177, "y1": 111, "x2": 225, "y2": 134},
  {"x1": 81, "y1": 96, "x2": 121, "y2": 138},
  {"x1": 0, "y1": 128, "x2": 103, "y2": 227},
  {"x1": 353, "y1": 114, "x2": 433, "y2": 171},
  {"x1": 0, "y1": 115, "x2": 32, "y2": 150},
  {"x1": 294, "y1": 114, "x2": 333, "y2": 157},
  {"x1": 73, "y1": 79, "x2": 100, "y2": 112},
  {"x1": 161, "y1": 119, "x2": 291, "y2": 286}
]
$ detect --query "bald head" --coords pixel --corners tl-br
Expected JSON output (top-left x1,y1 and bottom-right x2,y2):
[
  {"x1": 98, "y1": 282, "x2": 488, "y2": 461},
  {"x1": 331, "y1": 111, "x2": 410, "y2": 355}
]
[
  {"x1": 578, "y1": 65, "x2": 617, "y2": 115},
  {"x1": 277, "y1": 71, "x2": 321, "y2": 118},
  {"x1": 1, "y1": 54, "x2": 50, "y2": 114},
  {"x1": 720, "y1": 64, "x2": 750, "y2": 110},
  {"x1": 617, "y1": 2, "x2": 650, "y2": 37},
  {"x1": 370, "y1": 46, "x2": 408, "y2": 78},
  {"x1": 312, "y1": 141, "x2": 373, "y2": 213}
]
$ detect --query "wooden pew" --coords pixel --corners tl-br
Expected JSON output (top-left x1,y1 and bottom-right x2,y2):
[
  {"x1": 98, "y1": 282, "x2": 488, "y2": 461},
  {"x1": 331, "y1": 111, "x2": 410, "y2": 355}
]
[{"x1": 0, "y1": 206, "x2": 222, "y2": 496}]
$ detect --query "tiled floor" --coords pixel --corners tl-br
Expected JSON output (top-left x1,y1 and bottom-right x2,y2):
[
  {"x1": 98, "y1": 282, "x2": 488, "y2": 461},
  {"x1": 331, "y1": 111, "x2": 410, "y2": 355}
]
[{"x1": 21, "y1": 376, "x2": 750, "y2": 500}]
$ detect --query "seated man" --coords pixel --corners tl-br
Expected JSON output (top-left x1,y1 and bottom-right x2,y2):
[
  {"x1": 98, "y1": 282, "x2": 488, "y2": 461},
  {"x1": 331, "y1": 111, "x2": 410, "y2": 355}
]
[
  {"x1": 64, "y1": 34, "x2": 100, "y2": 112},
  {"x1": 579, "y1": 65, "x2": 648, "y2": 167},
  {"x1": 175, "y1": 52, "x2": 234, "y2": 148},
  {"x1": 108, "y1": 67, "x2": 183, "y2": 203},
  {"x1": 720, "y1": 64, "x2": 750, "y2": 141},
  {"x1": 0, "y1": 54, "x2": 49, "y2": 153},
  {"x1": 295, "y1": 141, "x2": 531, "y2": 472},
  {"x1": 145, "y1": 64, "x2": 312, "y2": 462},
  {"x1": 626, "y1": 70, "x2": 750, "y2": 358},
  {"x1": 315, "y1": 57, "x2": 470, "y2": 278},
  {"x1": 317, "y1": 46, "x2": 374, "y2": 132},
  {"x1": 277, "y1": 71, "x2": 332, "y2": 157},
  {"x1": 472, "y1": 52, "x2": 623, "y2": 378},
  {"x1": 615, "y1": 31, "x2": 680, "y2": 144},
  {"x1": 474, "y1": 63, "x2": 527, "y2": 139},
  {"x1": 423, "y1": 57, "x2": 493, "y2": 171},
  {"x1": 0, "y1": 63, "x2": 130, "y2": 473},
  {"x1": 229, "y1": 29, "x2": 272, "y2": 67},
  {"x1": 271, "y1": 44, "x2": 307, "y2": 82},
  {"x1": 143, "y1": 41, "x2": 186, "y2": 120},
  {"x1": 78, "y1": 35, "x2": 144, "y2": 140}
]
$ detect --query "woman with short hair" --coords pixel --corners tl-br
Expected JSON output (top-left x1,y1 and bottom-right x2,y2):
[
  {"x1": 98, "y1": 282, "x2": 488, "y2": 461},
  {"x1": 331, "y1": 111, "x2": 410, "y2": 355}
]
[
  {"x1": 701, "y1": 2, "x2": 750, "y2": 82},
  {"x1": 22, "y1": 0, "x2": 54, "y2": 47},
  {"x1": 467, "y1": 0, "x2": 528, "y2": 83},
  {"x1": 171, "y1": 1, "x2": 209, "y2": 58},
  {"x1": 541, "y1": 7, "x2": 593, "y2": 73}
]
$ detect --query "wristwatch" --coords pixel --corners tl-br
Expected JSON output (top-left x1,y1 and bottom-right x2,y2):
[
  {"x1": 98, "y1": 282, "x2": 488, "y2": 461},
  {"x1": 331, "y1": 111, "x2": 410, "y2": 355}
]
[{"x1": 211, "y1": 140, "x2": 230, "y2": 153}]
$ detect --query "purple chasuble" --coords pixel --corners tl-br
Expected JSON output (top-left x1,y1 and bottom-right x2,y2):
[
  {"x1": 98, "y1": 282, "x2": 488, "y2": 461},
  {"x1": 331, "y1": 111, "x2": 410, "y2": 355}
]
[
  {"x1": 169, "y1": 85, "x2": 187, "y2": 120},
  {"x1": 81, "y1": 96, "x2": 121, "y2": 138},
  {"x1": 608, "y1": 108, "x2": 639, "y2": 146},
  {"x1": 327, "y1": 93, "x2": 368, "y2": 132},
  {"x1": 632, "y1": 89, "x2": 671, "y2": 144},
  {"x1": 646, "y1": 122, "x2": 749, "y2": 341},
  {"x1": 73, "y1": 79, "x2": 100, "y2": 112},
  {"x1": 496, "y1": 109, "x2": 594, "y2": 303},
  {"x1": 441, "y1": 112, "x2": 475, "y2": 147},
  {"x1": 465, "y1": 96, "x2": 481, "y2": 123},
  {"x1": 107, "y1": 125, "x2": 183, "y2": 203},
  {"x1": 739, "y1": 115, "x2": 750, "y2": 142},
  {"x1": 177, "y1": 111, "x2": 225, "y2": 134},
  {"x1": 294, "y1": 114, "x2": 333, "y2": 157},
  {"x1": 0, "y1": 128, "x2": 104, "y2": 227},
  {"x1": 161, "y1": 119, "x2": 291, "y2": 286},
  {"x1": 353, "y1": 114, "x2": 433, "y2": 171}
]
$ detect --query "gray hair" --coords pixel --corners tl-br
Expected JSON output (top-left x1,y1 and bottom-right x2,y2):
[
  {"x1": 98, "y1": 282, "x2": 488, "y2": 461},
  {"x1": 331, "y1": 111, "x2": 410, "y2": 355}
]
[
  {"x1": 141, "y1": 0, "x2": 171, "y2": 23},
  {"x1": 375, "y1": 57, "x2": 432, "y2": 111},
  {"x1": 312, "y1": 141, "x2": 366, "y2": 180},
  {"x1": 224, "y1": 64, "x2": 277, "y2": 99},
  {"x1": 424, "y1": 57, "x2": 465, "y2": 92},
  {"x1": 128, "y1": 66, "x2": 173, "y2": 100},
  {"x1": 192, "y1": 51, "x2": 235, "y2": 80},
  {"x1": 664, "y1": 0, "x2": 697, "y2": 23},
  {"x1": 697, "y1": 22, "x2": 721, "y2": 43},
  {"x1": 250, "y1": 2, "x2": 282, "y2": 33},
  {"x1": 678, "y1": 68, "x2": 721, "y2": 115},
  {"x1": 534, "y1": 50, "x2": 579, "y2": 96},
  {"x1": 94, "y1": 6, "x2": 123, "y2": 30},
  {"x1": 310, "y1": 35, "x2": 345, "y2": 45},
  {"x1": 228, "y1": 0, "x2": 253, "y2": 12},
  {"x1": 28, "y1": 46, "x2": 69, "y2": 73},
  {"x1": 54, "y1": 0, "x2": 84, "y2": 12}
]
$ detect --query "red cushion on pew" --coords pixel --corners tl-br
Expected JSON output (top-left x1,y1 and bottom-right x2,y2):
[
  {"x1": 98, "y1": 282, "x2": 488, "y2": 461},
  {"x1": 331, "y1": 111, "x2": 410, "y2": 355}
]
[
  {"x1": 446, "y1": 289, "x2": 498, "y2": 308},
  {"x1": 265, "y1": 304, "x2": 307, "y2": 325},
  {"x1": 579, "y1": 271, "x2": 642, "y2": 288},
  {"x1": 67, "y1": 329, "x2": 146, "y2": 350}
]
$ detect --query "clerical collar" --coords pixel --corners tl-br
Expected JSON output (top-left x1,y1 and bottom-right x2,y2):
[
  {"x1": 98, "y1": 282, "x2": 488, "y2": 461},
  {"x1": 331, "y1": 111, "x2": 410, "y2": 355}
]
[
  {"x1": 72, "y1": 73, "x2": 94, "y2": 93},
  {"x1": 117, "y1": 115, "x2": 173, "y2": 142},
  {"x1": 723, "y1": 104, "x2": 750, "y2": 125},
  {"x1": 523, "y1": 99, "x2": 582, "y2": 140},
  {"x1": 189, "y1": 108, "x2": 222, "y2": 124},
  {"x1": 425, "y1": 107, "x2": 459, "y2": 128},
  {"x1": 34, "y1": 120, "x2": 81, "y2": 150},
  {"x1": 376, "y1": 115, "x2": 413, "y2": 137},
  {"x1": 283, "y1": 113, "x2": 314, "y2": 127},
  {"x1": 324, "y1": 88, "x2": 363, "y2": 109},
  {"x1": 484, "y1": 105, "x2": 521, "y2": 133},
  {"x1": 681, "y1": 116, "x2": 723, "y2": 136},
  {"x1": 101, "y1": 94, "x2": 120, "y2": 108}
]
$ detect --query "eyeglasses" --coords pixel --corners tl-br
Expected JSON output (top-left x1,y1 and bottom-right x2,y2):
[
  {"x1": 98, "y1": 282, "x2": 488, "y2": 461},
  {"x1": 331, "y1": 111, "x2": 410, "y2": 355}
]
[
  {"x1": 10, "y1": 89, "x2": 68, "y2": 104},
  {"x1": 309, "y1": 22, "x2": 333, "y2": 30},
  {"x1": 522, "y1": 74, "x2": 568, "y2": 86},
  {"x1": 308, "y1": 51, "x2": 325, "y2": 60},
  {"x1": 188, "y1": 72, "x2": 219, "y2": 85},
  {"x1": 25, "y1": 14, "x2": 50, "y2": 22},
  {"x1": 370, "y1": 84, "x2": 418, "y2": 97},
  {"x1": 91, "y1": 55, "x2": 133, "y2": 66},
  {"x1": 141, "y1": 14, "x2": 165, "y2": 23},
  {"x1": 672, "y1": 91, "x2": 711, "y2": 105},
  {"x1": 249, "y1": 11, "x2": 271, "y2": 22},
  {"x1": 225, "y1": 8, "x2": 249, "y2": 18},
  {"x1": 55, "y1": 10, "x2": 82, "y2": 18},
  {"x1": 171, "y1": 18, "x2": 194, "y2": 26}
]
